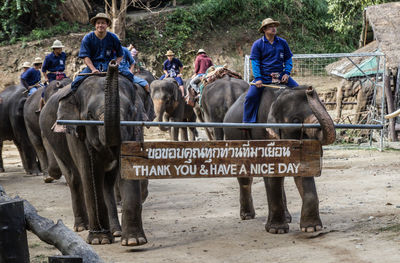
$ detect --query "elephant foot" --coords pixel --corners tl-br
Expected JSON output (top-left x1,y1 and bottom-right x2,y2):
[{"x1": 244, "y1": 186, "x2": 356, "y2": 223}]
[
  {"x1": 43, "y1": 175, "x2": 55, "y2": 183},
  {"x1": 240, "y1": 207, "x2": 255, "y2": 220},
  {"x1": 300, "y1": 217, "x2": 323, "y2": 233},
  {"x1": 111, "y1": 225, "x2": 122, "y2": 237},
  {"x1": 87, "y1": 230, "x2": 114, "y2": 245},
  {"x1": 121, "y1": 225, "x2": 147, "y2": 246},
  {"x1": 73, "y1": 218, "x2": 88, "y2": 232},
  {"x1": 265, "y1": 221, "x2": 289, "y2": 234},
  {"x1": 121, "y1": 234, "x2": 147, "y2": 247}
]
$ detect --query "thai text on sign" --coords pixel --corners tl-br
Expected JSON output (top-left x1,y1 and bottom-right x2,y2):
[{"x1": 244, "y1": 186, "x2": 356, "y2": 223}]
[{"x1": 121, "y1": 140, "x2": 321, "y2": 179}]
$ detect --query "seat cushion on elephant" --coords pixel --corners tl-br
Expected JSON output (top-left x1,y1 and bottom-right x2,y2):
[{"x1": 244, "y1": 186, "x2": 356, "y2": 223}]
[{"x1": 202, "y1": 65, "x2": 242, "y2": 88}]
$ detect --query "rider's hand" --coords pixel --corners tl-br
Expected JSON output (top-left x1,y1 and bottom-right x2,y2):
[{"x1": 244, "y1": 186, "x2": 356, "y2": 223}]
[
  {"x1": 91, "y1": 68, "x2": 100, "y2": 74},
  {"x1": 177, "y1": 74, "x2": 182, "y2": 78},
  {"x1": 281, "y1": 74, "x2": 289, "y2": 83},
  {"x1": 255, "y1": 80, "x2": 263, "y2": 88}
]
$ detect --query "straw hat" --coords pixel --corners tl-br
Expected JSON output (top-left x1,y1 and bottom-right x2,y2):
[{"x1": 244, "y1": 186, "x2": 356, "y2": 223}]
[
  {"x1": 32, "y1": 57, "x2": 42, "y2": 65},
  {"x1": 51, "y1": 39, "x2": 64, "y2": 49},
  {"x1": 22, "y1": 61, "x2": 31, "y2": 68},
  {"x1": 90, "y1": 13, "x2": 112, "y2": 26},
  {"x1": 258, "y1": 18, "x2": 280, "y2": 33},
  {"x1": 165, "y1": 50, "x2": 175, "y2": 56},
  {"x1": 197, "y1": 49, "x2": 206, "y2": 54}
]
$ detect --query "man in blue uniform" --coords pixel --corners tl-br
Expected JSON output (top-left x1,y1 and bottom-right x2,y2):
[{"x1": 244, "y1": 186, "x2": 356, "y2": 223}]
[
  {"x1": 119, "y1": 46, "x2": 150, "y2": 93},
  {"x1": 70, "y1": 12, "x2": 123, "y2": 91},
  {"x1": 243, "y1": 18, "x2": 298, "y2": 123},
  {"x1": 159, "y1": 50, "x2": 184, "y2": 96},
  {"x1": 21, "y1": 57, "x2": 43, "y2": 96},
  {"x1": 53, "y1": 13, "x2": 123, "y2": 132},
  {"x1": 42, "y1": 40, "x2": 67, "y2": 83}
]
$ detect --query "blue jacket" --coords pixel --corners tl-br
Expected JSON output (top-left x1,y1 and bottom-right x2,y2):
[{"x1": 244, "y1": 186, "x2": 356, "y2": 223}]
[
  {"x1": 42, "y1": 52, "x2": 66, "y2": 73},
  {"x1": 250, "y1": 36, "x2": 293, "y2": 81},
  {"x1": 21, "y1": 67, "x2": 41, "y2": 86},
  {"x1": 79, "y1": 31, "x2": 123, "y2": 68}
]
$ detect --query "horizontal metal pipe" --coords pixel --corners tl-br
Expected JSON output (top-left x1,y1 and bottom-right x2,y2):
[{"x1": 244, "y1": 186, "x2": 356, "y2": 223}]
[{"x1": 57, "y1": 120, "x2": 383, "y2": 130}]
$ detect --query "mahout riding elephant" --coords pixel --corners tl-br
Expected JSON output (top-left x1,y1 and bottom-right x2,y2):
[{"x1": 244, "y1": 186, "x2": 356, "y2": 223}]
[
  {"x1": 24, "y1": 78, "x2": 71, "y2": 182},
  {"x1": 40, "y1": 61, "x2": 148, "y2": 246},
  {"x1": 151, "y1": 78, "x2": 197, "y2": 141},
  {"x1": 223, "y1": 86, "x2": 336, "y2": 234},
  {"x1": 0, "y1": 84, "x2": 40, "y2": 174},
  {"x1": 192, "y1": 75, "x2": 249, "y2": 140}
]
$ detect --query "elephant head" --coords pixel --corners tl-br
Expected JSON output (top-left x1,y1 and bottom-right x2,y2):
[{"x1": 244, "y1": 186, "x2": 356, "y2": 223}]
[
  {"x1": 57, "y1": 61, "x2": 137, "y2": 157},
  {"x1": 150, "y1": 79, "x2": 180, "y2": 132},
  {"x1": 266, "y1": 86, "x2": 336, "y2": 145}
]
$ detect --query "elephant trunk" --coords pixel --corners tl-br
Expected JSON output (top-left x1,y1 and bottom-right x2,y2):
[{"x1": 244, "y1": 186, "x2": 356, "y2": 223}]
[
  {"x1": 104, "y1": 60, "x2": 120, "y2": 147},
  {"x1": 306, "y1": 87, "x2": 336, "y2": 145},
  {"x1": 153, "y1": 99, "x2": 170, "y2": 132}
]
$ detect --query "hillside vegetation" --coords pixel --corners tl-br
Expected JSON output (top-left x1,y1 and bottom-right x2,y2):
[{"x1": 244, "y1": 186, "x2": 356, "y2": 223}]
[{"x1": 0, "y1": 0, "x2": 395, "y2": 83}]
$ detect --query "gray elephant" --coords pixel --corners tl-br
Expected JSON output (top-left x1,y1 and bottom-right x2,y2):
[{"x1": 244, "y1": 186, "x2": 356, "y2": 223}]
[
  {"x1": 192, "y1": 75, "x2": 249, "y2": 140},
  {"x1": 0, "y1": 85, "x2": 40, "y2": 174},
  {"x1": 223, "y1": 86, "x2": 336, "y2": 233},
  {"x1": 40, "y1": 62, "x2": 148, "y2": 246},
  {"x1": 136, "y1": 69, "x2": 156, "y2": 85},
  {"x1": 151, "y1": 78, "x2": 197, "y2": 141},
  {"x1": 24, "y1": 78, "x2": 71, "y2": 182}
]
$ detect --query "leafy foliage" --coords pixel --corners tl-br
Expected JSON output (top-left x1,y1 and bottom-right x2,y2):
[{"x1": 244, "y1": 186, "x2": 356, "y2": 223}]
[
  {"x1": 326, "y1": 0, "x2": 397, "y2": 34},
  {"x1": 0, "y1": 0, "x2": 64, "y2": 44}
]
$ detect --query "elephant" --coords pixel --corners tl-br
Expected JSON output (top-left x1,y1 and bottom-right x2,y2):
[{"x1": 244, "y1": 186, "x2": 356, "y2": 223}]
[
  {"x1": 40, "y1": 61, "x2": 148, "y2": 246},
  {"x1": 24, "y1": 78, "x2": 71, "y2": 182},
  {"x1": 151, "y1": 78, "x2": 197, "y2": 141},
  {"x1": 0, "y1": 84, "x2": 40, "y2": 174},
  {"x1": 191, "y1": 75, "x2": 249, "y2": 140},
  {"x1": 223, "y1": 86, "x2": 336, "y2": 234},
  {"x1": 135, "y1": 69, "x2": 156, "y2": 85}
]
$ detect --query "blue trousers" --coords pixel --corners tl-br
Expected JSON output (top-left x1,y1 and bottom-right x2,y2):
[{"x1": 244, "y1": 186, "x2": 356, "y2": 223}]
[
  {"x1": 159, "y1": 74, "x2": 183, "y2": 86},
  {"x1": 71, "y1": 62, "x2": 109, "y2": 91},
  {"x1": 243, "y1": 76, "x2": 298, "y2": 123}
]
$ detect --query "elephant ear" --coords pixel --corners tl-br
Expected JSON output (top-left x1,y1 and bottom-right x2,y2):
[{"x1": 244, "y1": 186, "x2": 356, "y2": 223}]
[
  {"x1": 57, "y1": 93, "x2": 85, "y2": 140},
  {"x1": 16, "y1": 97, "x2": 27, "y2": 118}
]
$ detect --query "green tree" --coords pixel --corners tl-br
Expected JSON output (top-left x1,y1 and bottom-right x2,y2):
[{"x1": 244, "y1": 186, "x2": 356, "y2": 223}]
[
  {"x1": 326, "y1": 0, "x2": 396, "y2": 33},
  {"x1": 0, "y1": 0, "x2": 62, "y2": 43}
]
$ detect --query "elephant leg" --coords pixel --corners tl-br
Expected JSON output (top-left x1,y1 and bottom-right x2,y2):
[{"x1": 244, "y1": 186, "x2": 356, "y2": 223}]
[
  {"x1": 282, "y1": 188, "x2": 292, "y2": 223},
  {"x1": 214, "y1": 128, "x2": 224, "y2": 140},
  {"x1": 26, "y1": 128, "x2": 49, "y2": 177},
  {"x1": 51, "y1": 148, "x2": 88, "y2": 232},
  {"x1": 68, "y1": 139, "x2": 113, "y2": 245},
  {"x1": 237, "y1": 177, "x2": 255, "y2": 220},
  {"x1": 104, "y1": 169, "x2": 122, "y2": 237},
  {"x1": 294, "y1": 177, "x2": 322, "y2": 232},
  {"x1": 172, "y1": 126, "x2": 179, "y2": 141},
  {"x1": 119, "y1": 178, "x2": 147, "y2": 246},
  {"x1": 13, "y1": 139, "x2": 40, "y2": 175},
  {"x1": 141, "y1": 179, "x2": 149, "y2": 203},
  {"x1": 189, "y1": 127, "x2": 196, "y2": 141},
  {"x1": 264, "y1": 177, "x2": 289, "y2": 234},
  {"x1": 0, "y1": 140, "x2": 4, "y2": 172},
  {"x1": 181, "y1": 127, "x2": 188, "y2": 141},
  {"x1": 42, "y1": 138, "x2": 62, "y2": 183}
]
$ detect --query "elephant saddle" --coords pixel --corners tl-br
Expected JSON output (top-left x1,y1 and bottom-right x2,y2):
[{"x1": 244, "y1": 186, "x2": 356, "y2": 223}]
[{"x1": 201, "y1": 65, "x2": 242, "y2": 87}]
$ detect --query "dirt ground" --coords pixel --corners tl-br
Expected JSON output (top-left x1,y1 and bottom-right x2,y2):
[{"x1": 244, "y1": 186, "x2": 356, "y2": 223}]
[{"x1": 1, "y1": 127, "x2": 400, "y2": 263}]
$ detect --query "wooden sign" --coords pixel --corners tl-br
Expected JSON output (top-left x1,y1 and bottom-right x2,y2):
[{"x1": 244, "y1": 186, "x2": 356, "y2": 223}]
[{"x1": 121, "y1": 140, "x2": 321, "y2": 179}]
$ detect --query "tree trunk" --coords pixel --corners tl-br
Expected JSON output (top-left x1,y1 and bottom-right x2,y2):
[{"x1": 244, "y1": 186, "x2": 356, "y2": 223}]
[
  {"x1": 106, "y1": 0, "x2": 128, "y2": 41},
  {"x1": 385, "y1": 68, "x2": 397, "y2": 142},
  {"x1": 0, "y1": 186, "x2": 104, "y2": 263}
]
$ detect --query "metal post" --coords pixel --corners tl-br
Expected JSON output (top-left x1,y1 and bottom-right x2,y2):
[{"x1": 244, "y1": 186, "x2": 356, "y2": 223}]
[
  {"x1": 0, "y1": 200, "x2": 30, "y2": 263},
  {"x1": 48, "y1": 256, "x2": 83, "y2": 263}
]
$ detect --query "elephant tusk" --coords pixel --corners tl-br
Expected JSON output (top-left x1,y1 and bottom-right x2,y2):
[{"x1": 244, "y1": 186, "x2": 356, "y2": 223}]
[{"x1": 385, "y1": 108, "x2": 400, "y2": 119}]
